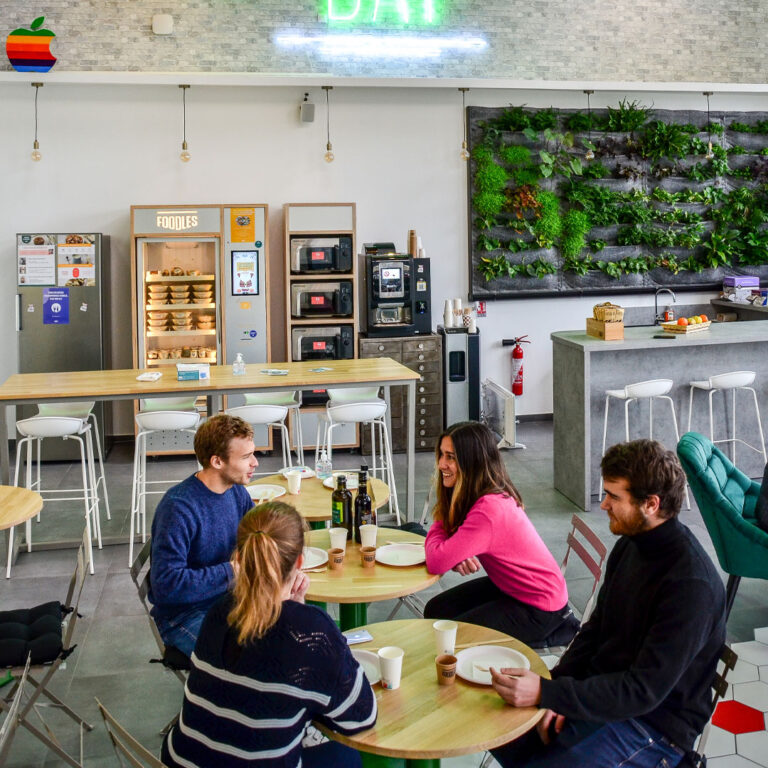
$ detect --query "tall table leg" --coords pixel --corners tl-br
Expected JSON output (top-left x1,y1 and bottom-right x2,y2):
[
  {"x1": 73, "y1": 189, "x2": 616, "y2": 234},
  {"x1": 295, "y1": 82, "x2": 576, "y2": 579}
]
[
  {"x1": 339, "y1": 602, "x2": 368, "y2": 631},
  {"x1": 406, "y1": 380, "x2": 415, "y2": 522},
  {"x1": 1, "y1": 404, "x2": 10, "y2": 486}
]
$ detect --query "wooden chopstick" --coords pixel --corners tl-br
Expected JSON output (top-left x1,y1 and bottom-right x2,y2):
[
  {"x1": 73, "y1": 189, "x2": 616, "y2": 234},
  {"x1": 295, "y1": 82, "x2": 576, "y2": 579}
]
[{"x1": 454, "y1": 638, "x2": 519, "y2": 650}]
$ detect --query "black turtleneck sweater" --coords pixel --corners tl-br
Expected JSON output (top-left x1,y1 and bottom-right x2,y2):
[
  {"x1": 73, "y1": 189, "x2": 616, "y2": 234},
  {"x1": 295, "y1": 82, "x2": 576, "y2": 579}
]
[{"x1": 540, "y1": 517, "x2": 726, "y2": 749}]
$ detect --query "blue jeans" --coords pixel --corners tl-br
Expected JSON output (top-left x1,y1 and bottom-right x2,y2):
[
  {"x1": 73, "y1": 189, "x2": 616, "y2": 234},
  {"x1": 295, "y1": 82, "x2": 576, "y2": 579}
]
[
  {"x1": 155, "y1": 606, "x2": 209, "y2": 658},
  {"x1": 303, "y1": 740, "x2": 362, "y2": 768},
  {"x1": 492, "y1": 717, "x2": 685, "y2": 768}
]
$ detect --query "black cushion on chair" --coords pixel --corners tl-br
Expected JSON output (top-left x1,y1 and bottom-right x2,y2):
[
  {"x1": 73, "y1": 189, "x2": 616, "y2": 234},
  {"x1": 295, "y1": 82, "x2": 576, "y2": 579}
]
[{"x1": 0, "y1": 601, "x2": 64, "y2": 667}]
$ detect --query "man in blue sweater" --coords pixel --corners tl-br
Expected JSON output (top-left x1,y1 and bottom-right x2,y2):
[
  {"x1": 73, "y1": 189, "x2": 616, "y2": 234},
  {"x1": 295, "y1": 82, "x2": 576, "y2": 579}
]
[
  {"x1": 490, "y1": 440, "x2": 725, "y2": 768},
  {"x1": 149, "y1": 413, "x2": 257, "y2": 657}
]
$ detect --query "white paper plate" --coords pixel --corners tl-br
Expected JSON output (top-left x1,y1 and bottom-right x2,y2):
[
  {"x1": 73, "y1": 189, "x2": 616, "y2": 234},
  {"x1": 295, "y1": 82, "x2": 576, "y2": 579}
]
[
  {"x1": 375, "y1": 543, "x2": 426, "y2": 567},
  {"x1": 302, "y1": 546, "x2": 329, "y2": 570},
  {"x1": 322, "y1": 471, "x2": 360, "y2": 490},
  {"x1": 246, "y1": 484, "x2": 286, "y2": 502},
  {"x1": 455, "y1": 645, "x2": 530, "y2": 685},
  {"x1": 351, "y1": 649, "x2": 380, "y2": 685},
  {"x1": 280, "y1": 466, "x2": 315, "y2": 479}
]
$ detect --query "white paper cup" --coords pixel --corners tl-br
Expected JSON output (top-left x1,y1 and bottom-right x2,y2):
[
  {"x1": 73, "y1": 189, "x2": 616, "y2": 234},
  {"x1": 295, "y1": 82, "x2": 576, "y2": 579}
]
[
  {"x1": 359, "y1": 524, "x2": 378, "y2": 548},
  {"x1": 329, "y1": 527, "x2": 347, "y2": 550},
  {"x1": 433, "y1": 619, "x2": 458, "y2": 655},
  {"x1": 286, "y1": 471, "x2": 301, "y2": 495},
  {"x1": 378, "y1": 646, "x2": 404, "y2": 690}
]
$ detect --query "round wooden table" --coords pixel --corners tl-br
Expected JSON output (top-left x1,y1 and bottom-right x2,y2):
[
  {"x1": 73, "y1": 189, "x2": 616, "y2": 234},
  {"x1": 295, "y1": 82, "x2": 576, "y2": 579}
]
[
  {"x1": 248, "y1": 473, "x2": 390, "y2": 528},
  {"x1": 0, "y1": 485, "x2": 44, "y2": 578},
  {"x1": 319, "y1": 619, "x2": 550, "y2": 767},
  {"x1": 304, "y1": 528, "x2": 438, "y2": 630}
]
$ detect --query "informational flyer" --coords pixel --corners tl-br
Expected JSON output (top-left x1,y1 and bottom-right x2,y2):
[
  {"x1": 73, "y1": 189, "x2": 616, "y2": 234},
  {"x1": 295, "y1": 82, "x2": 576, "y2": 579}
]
[
  {"x1": 17, "y1": 234, "x2": 56, "y2": 286},
  {"x1": 57, "y1": 235, "x2": 96, "y2": 286},
  {"x1": 43, "y1": 287, "x2": 70, "y2": 325},
  {"x1": 231, "y1": 250, "x2": 259, "y2": 295},
  {"x1": 230, "y1": 208, "x2": 256, "y2": 243}
]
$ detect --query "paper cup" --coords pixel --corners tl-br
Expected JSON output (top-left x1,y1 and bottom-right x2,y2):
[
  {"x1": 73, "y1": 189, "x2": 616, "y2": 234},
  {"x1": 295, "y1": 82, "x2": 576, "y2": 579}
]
[
  {"x1": 378, "y1": 646, "x2": 404, "y2": 690},
  {"x1": 328, "y1": 548, "x2": 345, "y2": 570},
  {"x1": 286, "y1": 471, "x2": 302, "y2": 495},
  {"x1": 433, "y1": 619, "x2": 458, "y2": 655},
  {"x1": 359, "y1": 524, "x2": 377, "y2": 548},
  {"x1": 436, "y1": 654, "x2": 458, "y2": 686},
  {"x1": 360, "y1": 546, "x2": 376, "y2": 568},
  {"x1": 329, "y1": 527, "x2": 347, "y2": 550}
]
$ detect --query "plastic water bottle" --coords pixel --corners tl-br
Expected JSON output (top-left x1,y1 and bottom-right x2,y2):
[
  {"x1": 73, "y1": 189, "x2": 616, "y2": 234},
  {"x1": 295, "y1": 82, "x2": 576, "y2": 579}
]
[
  {"x1": 315, "y1": 449, "x2": 332, "y2": 481},
  {"x1": 232, "y1": 352, "x2": 246, "y2": 376}
]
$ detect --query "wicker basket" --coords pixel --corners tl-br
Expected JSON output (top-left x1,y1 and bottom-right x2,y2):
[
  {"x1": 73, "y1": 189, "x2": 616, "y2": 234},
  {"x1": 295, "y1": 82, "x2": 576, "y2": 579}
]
[{"x1": 592, "y1": 302, "x2": 625, "y2": 322}]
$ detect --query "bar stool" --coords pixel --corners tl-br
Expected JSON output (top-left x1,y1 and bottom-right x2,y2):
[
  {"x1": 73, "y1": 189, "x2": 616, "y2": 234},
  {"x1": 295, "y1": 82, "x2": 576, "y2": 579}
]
[
  {"x1": 224, "y1": 404, "x2": 292, "y2": 471},
  {"x1": 129, "y1": 397, "x2": 201, "y2": 565},
  {"x1": 600, "y1": 378, "x2": 690, "y2": 508},
  {"x1": 14, "y1": 415, "x2": 101, "y2": 574},
  {"x1": 242, "y1": 391, "x2": 304, "y2": 466},
  {"x1": 316, "y1": 387, "x2": 401, "y2": 524},
  {"x1": 687, "y1": 370, "x2": 767, "y2": 464}
]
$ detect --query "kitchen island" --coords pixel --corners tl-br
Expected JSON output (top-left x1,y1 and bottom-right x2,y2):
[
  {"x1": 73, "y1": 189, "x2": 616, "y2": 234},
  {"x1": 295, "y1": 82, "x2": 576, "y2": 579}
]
[{"x1": 552, "y1": 321, "x2": 768, "y2": 511}]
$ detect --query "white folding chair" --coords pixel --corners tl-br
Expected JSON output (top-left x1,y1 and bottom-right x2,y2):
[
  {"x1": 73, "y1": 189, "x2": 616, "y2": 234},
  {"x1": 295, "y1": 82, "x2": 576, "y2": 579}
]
[
  {"x1": 96, "y1": 698, "x2": 167, "y2": 768},
  {"x1": 0, "y1": 654, "x2": 31, "y2": 764}
]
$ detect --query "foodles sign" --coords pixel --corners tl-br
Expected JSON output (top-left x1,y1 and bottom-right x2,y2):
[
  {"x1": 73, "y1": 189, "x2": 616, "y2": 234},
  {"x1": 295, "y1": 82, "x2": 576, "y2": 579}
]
[
  {"x1": 325, "y1": 0, "x2": 439, "y2": 24},
  {"x1": 156, "y1": 212, "x2": 200, "y2": 231}
]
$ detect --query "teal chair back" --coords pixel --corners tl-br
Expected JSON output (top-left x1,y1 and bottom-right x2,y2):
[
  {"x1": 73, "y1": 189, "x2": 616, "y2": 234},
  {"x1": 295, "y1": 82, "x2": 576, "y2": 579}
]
[{"x1": 677, "y1": 431, "x2": 768, "y2": 616}]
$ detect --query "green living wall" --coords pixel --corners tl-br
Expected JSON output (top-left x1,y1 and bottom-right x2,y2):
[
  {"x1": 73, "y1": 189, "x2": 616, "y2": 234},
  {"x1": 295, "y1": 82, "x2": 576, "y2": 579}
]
[{"x1": 467, "y1": 103, "x2": 768, "y2": 300}]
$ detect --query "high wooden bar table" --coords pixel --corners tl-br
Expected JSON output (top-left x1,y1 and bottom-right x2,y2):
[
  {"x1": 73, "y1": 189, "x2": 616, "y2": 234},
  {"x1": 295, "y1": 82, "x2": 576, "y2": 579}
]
[
  {"x1": 0, "y1": 359, "x2": 421, "y2": 534},
  {"x1": 552, "y1": 321, "x2": 768, "y2": 510}
]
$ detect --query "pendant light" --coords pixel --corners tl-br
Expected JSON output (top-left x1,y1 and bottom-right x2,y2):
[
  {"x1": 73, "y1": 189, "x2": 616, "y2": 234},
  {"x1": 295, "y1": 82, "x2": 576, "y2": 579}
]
[
  {"x1": 30, "y1": 82, "x2": 43, "y2": 162},
  {"x1": 703, "y1": 91, "x2": 714, "y2": 160},
  {"x1": 179, "y1": 84, "x2": 191, "y2": 163},
  {"x1": 583, "y1": 89, "x2": 595, "y2": 161},
  {"x1": 459, "y1": 87, "x2": 470, "y2": 161},
  {"x1": 322, "y1": 85, "x2": 335, "y2": 163}
]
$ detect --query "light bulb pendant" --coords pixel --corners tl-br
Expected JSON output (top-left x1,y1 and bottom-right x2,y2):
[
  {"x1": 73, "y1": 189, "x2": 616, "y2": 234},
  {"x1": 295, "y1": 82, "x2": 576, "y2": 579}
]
[
  {"x1": 180, "y1": 140, "x2": 191, "y2": 163},
  {"x1": 460, "y1": 140, "x2": 470, "y2": 161},
  {"x1": 31, "y1": 139, "x2": 41, "y2": 162},
  {"x1": 585, "y1": 148, "x2": 595, "y2": 161},
  {"x1": 705, "y1": 141, "x2": 714, "y2": 160},
  {"x1": 324, "y1": 141, "x2": 335, "y2": 163}
]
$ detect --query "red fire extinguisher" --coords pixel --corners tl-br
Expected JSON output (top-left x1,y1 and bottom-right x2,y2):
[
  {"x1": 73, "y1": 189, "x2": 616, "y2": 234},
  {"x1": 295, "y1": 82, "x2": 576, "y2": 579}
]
[{"x1": 502, "y1": 336, "x2": 530, "y2": 396}]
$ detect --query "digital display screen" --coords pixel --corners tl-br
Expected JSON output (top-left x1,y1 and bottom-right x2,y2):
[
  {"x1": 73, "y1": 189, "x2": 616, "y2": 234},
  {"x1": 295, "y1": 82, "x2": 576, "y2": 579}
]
[
  {"x1": 381, "y1": 267, "x2": 401, "y2": 280},
  {"x1": 231, "y1": 250, "x2": 259, "y2": 296},
  {"x1": 313, "y1": 341, "x2": 326, "y2": 350}
]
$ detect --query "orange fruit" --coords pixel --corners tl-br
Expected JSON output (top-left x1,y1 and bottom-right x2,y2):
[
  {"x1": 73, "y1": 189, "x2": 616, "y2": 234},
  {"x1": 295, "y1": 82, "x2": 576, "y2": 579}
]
[{"x1": 678, "y1": 317, "x2": 689, "y2": 326}]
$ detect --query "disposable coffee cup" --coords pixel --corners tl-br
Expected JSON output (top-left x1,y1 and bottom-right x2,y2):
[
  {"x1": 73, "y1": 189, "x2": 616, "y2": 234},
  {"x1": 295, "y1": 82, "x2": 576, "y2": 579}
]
[
  {"x1": 328, "y1": 548, "x2": 345, "y2": 570},
  {"x1": 359, "y1": 524, "x2": 377, "y2": 549},
  {"x1": 286, "y1": 471, "x2": 301, "y2": 495},
  {"x1": 329, "y1": 527, "x2": 347, "y2": 550},
  {"x1": 433, "y1": 619, "x2": 458, "y2": 655},
  {"x1": 436, "y1": 654, "x2": 458, "y2": 686},
  {"x1": 378, "y1": 646, "x2": 404, "y2": 690},
  {"x1": 360, "y1": 546, "x2": 376, "y2": 568}
]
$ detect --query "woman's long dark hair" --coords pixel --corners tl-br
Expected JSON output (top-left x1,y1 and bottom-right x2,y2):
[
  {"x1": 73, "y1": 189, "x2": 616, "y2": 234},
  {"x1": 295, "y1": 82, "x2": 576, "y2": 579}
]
[{"x1": 432, "y1": 421, "x2": 522, "y2": 535}]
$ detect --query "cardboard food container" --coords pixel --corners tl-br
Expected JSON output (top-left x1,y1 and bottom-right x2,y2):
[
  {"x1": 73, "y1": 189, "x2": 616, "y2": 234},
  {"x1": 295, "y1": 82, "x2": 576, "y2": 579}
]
[
  {"x1": 176, "y1": 363, "x2": 210, "y2": 381},
  {"x1": 586, "y1": 318, "x2": 624, "y2": 340}
]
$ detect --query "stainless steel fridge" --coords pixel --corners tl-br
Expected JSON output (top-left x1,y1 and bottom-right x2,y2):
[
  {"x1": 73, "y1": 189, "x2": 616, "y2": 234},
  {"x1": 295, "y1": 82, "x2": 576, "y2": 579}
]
[{"x1": 16, "y1": 232, "x2": 111, "y2": 460}]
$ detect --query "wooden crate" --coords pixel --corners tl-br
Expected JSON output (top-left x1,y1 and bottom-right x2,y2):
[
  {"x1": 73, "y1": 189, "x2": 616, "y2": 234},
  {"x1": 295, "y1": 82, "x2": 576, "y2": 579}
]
[{"x1": 586, "y1": 318, "x2": 624, "y2": 340}]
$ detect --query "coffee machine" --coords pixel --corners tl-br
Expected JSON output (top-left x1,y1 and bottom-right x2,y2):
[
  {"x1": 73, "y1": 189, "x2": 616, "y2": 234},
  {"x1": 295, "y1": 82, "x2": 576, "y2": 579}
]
[{"x1": 363, "y1": 243, "x2": 432, "y2": 337}]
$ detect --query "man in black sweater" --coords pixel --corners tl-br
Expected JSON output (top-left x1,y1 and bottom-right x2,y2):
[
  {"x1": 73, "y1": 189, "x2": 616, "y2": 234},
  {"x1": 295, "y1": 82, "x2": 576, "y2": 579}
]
[{"x1": 491, "y1": 439, "x2": 726, "y2": 768}]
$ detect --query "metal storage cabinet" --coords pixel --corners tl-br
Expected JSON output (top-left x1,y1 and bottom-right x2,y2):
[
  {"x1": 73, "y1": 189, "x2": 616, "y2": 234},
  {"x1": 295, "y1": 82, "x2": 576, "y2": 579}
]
[{"x1": 359, "y1": 334, "x2": 442, "y2": 453}]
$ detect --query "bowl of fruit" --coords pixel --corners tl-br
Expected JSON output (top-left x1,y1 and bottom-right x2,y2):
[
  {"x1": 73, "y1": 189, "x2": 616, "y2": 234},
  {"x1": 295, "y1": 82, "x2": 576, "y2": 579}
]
[{"x1": 660, "y1": 314, "x2": 711, "y2": 334}]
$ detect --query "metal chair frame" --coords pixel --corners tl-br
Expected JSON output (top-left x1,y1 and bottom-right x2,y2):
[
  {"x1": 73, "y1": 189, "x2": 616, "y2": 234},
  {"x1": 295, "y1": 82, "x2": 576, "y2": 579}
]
[{"x1": 96, "y1": 698, "x2": 166, "y2": 768}]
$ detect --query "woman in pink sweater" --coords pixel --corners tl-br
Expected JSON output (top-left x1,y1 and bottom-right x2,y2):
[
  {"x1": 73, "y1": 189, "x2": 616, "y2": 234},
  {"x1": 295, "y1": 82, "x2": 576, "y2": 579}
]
[{"x1": 423, "y1": 422, "x2": 577, "y2": 647}]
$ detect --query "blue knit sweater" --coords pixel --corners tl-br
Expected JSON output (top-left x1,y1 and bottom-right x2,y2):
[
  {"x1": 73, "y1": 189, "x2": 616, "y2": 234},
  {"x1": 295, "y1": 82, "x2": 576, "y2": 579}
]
[{"x1": 149, "y1": 474, "x2": 252, "y2": 623}]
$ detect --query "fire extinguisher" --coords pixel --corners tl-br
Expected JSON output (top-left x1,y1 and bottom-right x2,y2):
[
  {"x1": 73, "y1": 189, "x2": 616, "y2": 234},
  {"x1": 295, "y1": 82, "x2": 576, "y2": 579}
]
[{"x1": 502, "y1": 336, "x2": 530, "y2": 396}]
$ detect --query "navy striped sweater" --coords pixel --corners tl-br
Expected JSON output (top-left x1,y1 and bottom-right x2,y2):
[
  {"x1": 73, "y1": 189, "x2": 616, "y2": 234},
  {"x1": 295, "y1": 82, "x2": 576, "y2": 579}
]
[{"x1": 162, "y1": 596, "x2": 376, "y2": 767}]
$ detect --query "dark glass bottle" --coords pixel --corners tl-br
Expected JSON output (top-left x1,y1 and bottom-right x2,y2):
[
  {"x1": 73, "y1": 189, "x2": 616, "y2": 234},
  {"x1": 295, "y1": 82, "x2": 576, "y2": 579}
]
[
  {"x1": 354, "y1": 468, "x2": 373, "y2": 543},
  {"x1": 331, "y1": 475, "x2": 353, "y2": 540}
]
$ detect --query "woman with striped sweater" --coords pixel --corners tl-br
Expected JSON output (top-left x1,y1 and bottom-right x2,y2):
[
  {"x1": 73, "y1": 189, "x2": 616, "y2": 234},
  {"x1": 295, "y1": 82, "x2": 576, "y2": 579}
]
[{"x1": 162, "y1": 501, "x2": 375, "y2": 767}]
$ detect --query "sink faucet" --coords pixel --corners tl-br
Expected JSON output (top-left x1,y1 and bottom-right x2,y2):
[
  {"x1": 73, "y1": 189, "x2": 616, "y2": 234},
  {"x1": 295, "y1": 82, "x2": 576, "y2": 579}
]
[{"x1": 654, "y1": 288, "x2": 676, "y2": 324}]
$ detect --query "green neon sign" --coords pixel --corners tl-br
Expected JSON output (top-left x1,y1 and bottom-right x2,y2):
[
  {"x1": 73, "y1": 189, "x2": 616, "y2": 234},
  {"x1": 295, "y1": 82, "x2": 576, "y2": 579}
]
[{"x1": 324, "y1": 1, "x2": 440, "y2": 25}]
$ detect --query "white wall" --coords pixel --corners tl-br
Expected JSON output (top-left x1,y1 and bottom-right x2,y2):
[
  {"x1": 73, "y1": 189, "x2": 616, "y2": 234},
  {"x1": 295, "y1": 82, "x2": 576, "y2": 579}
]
[{"x1": 0, "y1": 84, "x2": 757, "y2": 433}]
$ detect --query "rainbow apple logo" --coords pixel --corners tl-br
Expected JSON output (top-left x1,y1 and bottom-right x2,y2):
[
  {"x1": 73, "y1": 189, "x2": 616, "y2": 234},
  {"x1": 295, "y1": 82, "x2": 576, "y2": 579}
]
[{"x1": 6, "y1": 16, "x2": 56, "y2": 72}]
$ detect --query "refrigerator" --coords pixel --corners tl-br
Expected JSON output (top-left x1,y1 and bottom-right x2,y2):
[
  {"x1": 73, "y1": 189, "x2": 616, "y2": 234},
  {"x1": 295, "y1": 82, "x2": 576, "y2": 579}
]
[{"x1": 16, "y1": 232, "x2": 111, "y2": 459}]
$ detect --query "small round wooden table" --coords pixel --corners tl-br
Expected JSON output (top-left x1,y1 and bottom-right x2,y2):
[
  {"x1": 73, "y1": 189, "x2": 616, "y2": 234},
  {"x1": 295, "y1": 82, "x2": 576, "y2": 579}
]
[
  {"x1": 319, "y1": 618, "x2": 550, "y2": 767},
  {"x1": 248, "y1": 473, "x2": 390, "y2": 529},
  {"x1": 0, "y1": 485, "x2": 44, "y2": 578},
  {"x1": 304, "y1": 528, "x2": 438, "y2": 631}
]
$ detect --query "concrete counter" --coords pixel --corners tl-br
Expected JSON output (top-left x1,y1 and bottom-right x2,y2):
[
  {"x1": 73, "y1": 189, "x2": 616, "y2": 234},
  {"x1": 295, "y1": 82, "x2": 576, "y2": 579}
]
[{"x1": 552, "y1": 321, "x2": 768, "y2": 510}]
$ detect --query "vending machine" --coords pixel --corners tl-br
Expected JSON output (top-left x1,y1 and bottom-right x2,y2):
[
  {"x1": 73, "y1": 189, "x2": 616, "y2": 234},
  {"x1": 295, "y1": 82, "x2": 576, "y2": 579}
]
[{"x1": 130, "y1": 204, "x2": 270, "y2": 453}]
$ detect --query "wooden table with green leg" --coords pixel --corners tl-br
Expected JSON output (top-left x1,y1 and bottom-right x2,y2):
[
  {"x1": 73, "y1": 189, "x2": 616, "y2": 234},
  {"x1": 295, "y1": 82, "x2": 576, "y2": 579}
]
[
  {"x1": 318, "y1": 618, "x2": 550, "y2": 768},
  {"x1": 304, "y1": 528, "x2": 438, "y2": 631}
]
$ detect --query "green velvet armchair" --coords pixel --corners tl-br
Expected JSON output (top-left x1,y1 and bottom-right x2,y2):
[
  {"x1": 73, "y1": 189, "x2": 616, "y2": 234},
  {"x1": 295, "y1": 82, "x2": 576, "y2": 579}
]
[{"x1": 677, "y1": 431, "x2": 768, "y2": 618}]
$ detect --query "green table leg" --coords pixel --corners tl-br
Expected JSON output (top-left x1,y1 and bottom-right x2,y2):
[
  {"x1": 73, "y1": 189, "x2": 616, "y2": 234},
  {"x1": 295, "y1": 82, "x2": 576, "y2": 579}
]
[
  {"x1": 307, "y1": 600, "x2": 327, "y2": 612},
  {"x1": 361, "y1": 753, "x2": 407, "y2": 768},
  {"x1": 339, "y1": 602, "x2": 368, "y2": 631},
  {"x1": 310, "y1": 521, "x2": 326, "y2": 530},
  {"x1": 407, "y1": 761, "x2": 440, "y2": 768}
]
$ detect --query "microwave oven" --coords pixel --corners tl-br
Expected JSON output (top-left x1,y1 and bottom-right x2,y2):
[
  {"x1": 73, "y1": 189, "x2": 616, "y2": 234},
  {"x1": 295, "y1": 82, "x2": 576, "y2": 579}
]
[
  {"x1": 290, "y1": 236, "x2": 353, "y2": 274},
  {"x1": 291, "y1": 325, "x2": 354, "y2": 362},
  {"x1": 290, "y1": 281, "x2": 353, "y2": 318}
]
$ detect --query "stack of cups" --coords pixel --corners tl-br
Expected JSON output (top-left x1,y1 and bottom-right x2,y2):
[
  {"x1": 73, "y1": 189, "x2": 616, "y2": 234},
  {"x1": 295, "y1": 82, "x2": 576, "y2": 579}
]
[
  {"x1": 328, "y1": 528, "x2": 347, "y2": 570},
  {"x1": 433, "y1": 620, "x2": 458, "y2": 686},
  {"x1": 453, "y1": 298, "x2": 463, "y2": 327},
  {"x1": 443, "y1": 299, "x2": 454, "y2": 328}
]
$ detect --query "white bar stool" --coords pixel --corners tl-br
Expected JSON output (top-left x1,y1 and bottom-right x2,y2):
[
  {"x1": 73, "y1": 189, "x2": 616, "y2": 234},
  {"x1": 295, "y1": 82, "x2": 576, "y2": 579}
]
[
  {"x1": 224, "y1": 404, "x2": 292, "y2": 471},
  {"x1": 242, "y1": 391, "x2": 304, "y2": 466},
  {"x1": 14, "y1": 415, "x2": 101, "y2": 575},
  {"x1": 129, "y1": 398, "x2": 201, "y2": 565},
  {"x1": 600, "y1": 378, "x2": 690, "y2": 507},
  {"x1": 316, "y1": 387, "x2": 401, "y2": 525},
  {"x1": 687, "y1": 370, "x2": 767, "y2": 464}
]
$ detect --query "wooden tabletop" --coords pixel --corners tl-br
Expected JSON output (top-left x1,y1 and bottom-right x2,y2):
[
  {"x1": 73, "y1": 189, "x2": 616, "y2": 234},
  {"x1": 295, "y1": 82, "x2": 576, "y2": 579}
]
[
  {"x1": 248, "y1": 473, "x2": 390, "y2": 522},
  {"x1": 304, "y1": 528, "x2": 438, "y2": 604},
  {"x1": 320, "y1": 619, "x2": 549, "y2": 760},
  {"x1": 0, "y1": 486, "x2": 44, "y2": 531},
  {"x1": 0, "y1": 358, "x2": 420, "y2": 404}
]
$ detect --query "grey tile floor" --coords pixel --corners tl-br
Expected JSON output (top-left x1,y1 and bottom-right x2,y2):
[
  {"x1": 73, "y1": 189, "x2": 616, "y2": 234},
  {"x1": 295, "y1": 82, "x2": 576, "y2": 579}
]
[{"x1": 2, "y1": 421, "x2": 767, "y2": 767}]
